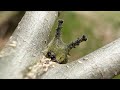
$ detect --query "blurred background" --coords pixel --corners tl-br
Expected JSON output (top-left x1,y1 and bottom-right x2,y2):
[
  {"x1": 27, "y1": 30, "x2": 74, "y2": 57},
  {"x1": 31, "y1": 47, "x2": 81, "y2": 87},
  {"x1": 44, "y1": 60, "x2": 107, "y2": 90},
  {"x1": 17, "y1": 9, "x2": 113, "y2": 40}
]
[{"x1": 0, "y1": 11, "x2": 120, "y2": 78}]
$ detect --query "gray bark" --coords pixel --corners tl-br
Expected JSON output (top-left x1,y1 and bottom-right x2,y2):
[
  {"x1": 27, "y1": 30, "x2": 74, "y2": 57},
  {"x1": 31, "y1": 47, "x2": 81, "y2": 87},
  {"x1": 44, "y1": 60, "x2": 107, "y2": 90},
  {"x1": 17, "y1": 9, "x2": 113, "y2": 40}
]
[
  {"x1": 39, "y1": 38, "x2": 120, "y2": 79},
  {"x1": 0, "y1": 11, "x2": 120, "y2": 79},
  {"x1": 0, "y1": 11, "x2": 58, "y2": 79}
]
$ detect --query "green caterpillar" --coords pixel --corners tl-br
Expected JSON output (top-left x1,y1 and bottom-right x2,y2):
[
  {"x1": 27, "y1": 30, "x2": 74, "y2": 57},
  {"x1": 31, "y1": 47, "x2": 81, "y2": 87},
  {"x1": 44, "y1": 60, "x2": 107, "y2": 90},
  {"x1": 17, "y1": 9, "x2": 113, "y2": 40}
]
[{"x1": 42, "y1": 19, "x2": 87, "y2": 64}]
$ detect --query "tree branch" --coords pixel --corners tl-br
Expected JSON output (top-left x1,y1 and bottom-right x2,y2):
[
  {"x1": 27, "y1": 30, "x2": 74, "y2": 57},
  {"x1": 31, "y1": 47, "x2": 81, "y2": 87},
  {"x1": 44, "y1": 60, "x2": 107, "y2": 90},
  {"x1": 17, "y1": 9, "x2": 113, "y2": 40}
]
[
  {"x1": 1, "y1": 11, "x2": 119, "y2": 79},
  {"x1": 0, "y1": 11, "x2": 58, "y2": 79},
  {"x1": 39, "y1": 38, "x2": 120, "y2": 79}
]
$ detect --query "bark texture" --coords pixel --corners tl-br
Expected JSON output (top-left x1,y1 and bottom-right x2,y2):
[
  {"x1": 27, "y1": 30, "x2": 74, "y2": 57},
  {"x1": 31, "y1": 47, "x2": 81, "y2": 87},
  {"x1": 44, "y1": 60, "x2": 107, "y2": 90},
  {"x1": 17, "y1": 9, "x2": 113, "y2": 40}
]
[
  {"x1": 39, "y1": 38, "x2": 120, "y2": 79},
  {"x1": 0, "y1": 11, "x2": 58, "y2": 79}
]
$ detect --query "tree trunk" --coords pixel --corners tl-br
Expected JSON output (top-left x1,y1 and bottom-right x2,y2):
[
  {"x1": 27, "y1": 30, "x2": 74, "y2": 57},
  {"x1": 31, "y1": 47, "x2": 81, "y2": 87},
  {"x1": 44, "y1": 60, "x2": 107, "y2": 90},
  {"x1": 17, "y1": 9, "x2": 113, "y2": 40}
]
[{"x1": 0, "y1": 11, "x2": 58, "y2": 79}]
